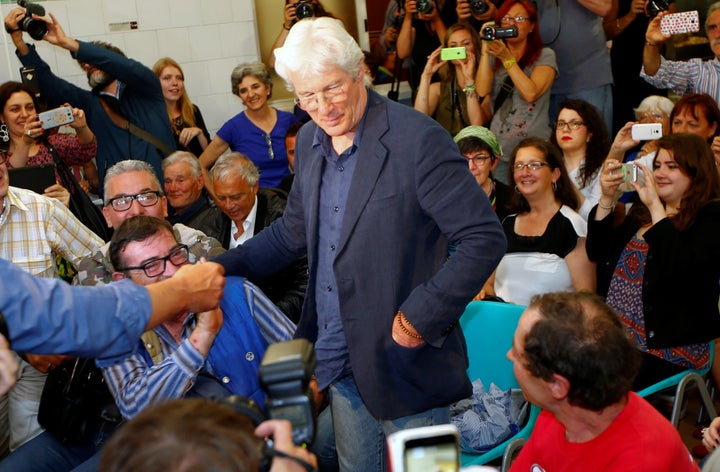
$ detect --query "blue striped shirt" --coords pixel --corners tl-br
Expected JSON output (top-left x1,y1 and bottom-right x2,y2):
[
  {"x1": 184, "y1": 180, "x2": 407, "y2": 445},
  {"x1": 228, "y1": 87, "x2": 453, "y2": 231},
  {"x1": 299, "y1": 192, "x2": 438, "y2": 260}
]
[
  {"x1": 641, "y1": 56, "x2": 720, "y2": 105},
  {"x1": 100, "y1": 279, "x2": 295, "y2": 419}
]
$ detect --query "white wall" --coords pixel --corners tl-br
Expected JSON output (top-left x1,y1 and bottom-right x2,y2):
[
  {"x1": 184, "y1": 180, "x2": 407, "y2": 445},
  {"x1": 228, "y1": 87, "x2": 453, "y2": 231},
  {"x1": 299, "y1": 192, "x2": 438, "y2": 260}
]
[{"x1": 0, "y1": 0, "x2": 262, "y2": 136}]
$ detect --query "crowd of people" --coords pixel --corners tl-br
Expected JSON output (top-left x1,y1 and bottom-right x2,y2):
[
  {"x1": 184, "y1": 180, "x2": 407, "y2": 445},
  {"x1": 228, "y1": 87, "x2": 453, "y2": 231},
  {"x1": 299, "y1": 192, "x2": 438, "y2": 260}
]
[{"x1": 1, "y1": 0, "x2": 720, "y2": 470}]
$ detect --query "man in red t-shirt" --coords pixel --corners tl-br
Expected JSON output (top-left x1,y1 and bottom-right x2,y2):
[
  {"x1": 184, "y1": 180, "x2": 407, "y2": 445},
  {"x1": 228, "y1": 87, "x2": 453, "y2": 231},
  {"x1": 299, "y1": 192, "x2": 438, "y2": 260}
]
[{"x1": 509, "y1": 292, "x2": 698, "y2": 472}]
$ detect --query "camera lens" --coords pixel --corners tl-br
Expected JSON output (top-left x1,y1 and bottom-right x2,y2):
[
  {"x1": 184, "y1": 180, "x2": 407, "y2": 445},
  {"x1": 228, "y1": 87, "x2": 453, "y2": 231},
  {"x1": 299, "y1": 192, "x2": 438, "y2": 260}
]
[
  {"x1": 21, "y1": 18, "x2": 47, "y2": 40},
  {"x1": 481, "y1": 25, "x2": 496, "y2": 41},
  {"x1": 470, "y1": 0, "x2": 489, "y2": 15},
  {"x1": 295, "y1": 1, "x2": 314, "y2": 20},
  {"x1": 416, "y1": 0, "x2": 434, "y2": 14}
]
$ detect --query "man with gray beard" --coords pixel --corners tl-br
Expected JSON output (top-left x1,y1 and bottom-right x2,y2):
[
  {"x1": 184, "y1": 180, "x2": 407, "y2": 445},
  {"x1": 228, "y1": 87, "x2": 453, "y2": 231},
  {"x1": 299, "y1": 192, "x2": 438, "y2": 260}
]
[{"x1": 4, "y1": 8, "x2": 175, "y2": 191}]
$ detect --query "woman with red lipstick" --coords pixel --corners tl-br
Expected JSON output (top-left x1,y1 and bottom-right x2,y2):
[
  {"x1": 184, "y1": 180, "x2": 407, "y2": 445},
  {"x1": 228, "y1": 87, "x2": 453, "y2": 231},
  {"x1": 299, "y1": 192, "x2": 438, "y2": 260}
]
[
  {"x1": 550, "y1": 99, "x2": 610, "y2": 220},
  {"x1": 153, "y1": 57, "x2": 210, "y2": 158},
  {"x1": 199, "y1": 62, "x2": 298, "y2": 192},
  {"x1": 587, "y1": 133, "x2": 720, "y2": 389},
  {"x1": 482, "y1": 137, "x2": 595, "y2": 305}
]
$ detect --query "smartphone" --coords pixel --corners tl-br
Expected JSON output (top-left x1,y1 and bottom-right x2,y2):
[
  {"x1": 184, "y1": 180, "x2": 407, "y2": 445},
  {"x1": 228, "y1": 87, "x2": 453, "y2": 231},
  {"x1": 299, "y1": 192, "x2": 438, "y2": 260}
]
[
  {"x1": 38, "y1": 106, "x2": 74, "y2": 130},
  {"x1": 613, "y1": 162, "x2": 646, "y2": 192},
  {"x1": 631, "y1": 123, "x2": 662, "y2": 141},
  {"x1": 660, "y1": 10, "x2": 700, "y2": 36},
  {"x1": 387, "y1": 424, "x2": 460, "y2": 472},
  {"x1": 8, "y1": 164, "x2": 56, "y2": 194},
  {"x1": 440, "y1": 47, "x2": 467, "y2": 61},
  {"x1": 19, "y1": 67, "x2": 41, "y2": 99}
]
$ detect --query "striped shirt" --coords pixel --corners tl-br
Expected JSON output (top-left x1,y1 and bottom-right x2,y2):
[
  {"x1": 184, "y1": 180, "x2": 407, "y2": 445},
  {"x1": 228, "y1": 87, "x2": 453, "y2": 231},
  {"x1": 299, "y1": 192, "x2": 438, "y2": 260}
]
[
  {"x1": 0, "y1": 186, "x2": 103, "y2": 278},
  {"x1": 641, "y1": 56, "x2": 720, "y2": 105},
  {"x1": 100, "y1": 279, "x2": 295, "y2": 419}
]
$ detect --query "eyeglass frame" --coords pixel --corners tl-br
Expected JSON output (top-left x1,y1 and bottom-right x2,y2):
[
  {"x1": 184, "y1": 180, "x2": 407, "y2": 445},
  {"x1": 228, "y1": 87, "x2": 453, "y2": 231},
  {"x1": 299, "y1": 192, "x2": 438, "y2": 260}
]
[
  {"x1": 116, "y1": 244, "x2": 190, "y2": 278},
  {"x1": 464, "y1": 153, "x2": 494, "y2": 165},
  {"x1": 263, "y1": 134, "x2": 275, "y2": 161},
  {"x1": 294, "y1": 80, "x2": 349, "y2": 112},
  {"x1": 500, "y1": 15, "x2": 530, "y2": 24},
  {"x1": 513, "y1": 161, "x2": 549, "y2": 172},
  {"x1": 554, "y1": 120, "x2": 585, "y2": 131},
  {"x1": 105, "y1": 190, "x2": 162, "y2": 212}
]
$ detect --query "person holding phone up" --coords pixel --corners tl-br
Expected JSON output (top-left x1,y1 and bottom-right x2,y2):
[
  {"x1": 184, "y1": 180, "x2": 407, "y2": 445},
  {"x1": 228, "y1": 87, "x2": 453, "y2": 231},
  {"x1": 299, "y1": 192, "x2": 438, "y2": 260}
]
[{"x1": 0, "y1": 81, "x2": 96, "y2": 207}]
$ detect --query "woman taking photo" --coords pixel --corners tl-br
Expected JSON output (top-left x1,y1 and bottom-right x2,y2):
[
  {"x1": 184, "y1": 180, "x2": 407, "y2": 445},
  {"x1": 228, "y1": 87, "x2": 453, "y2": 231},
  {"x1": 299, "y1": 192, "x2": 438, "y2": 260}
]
[
  {"x1": 476, "y1": 0, "x2": 557, "y2": 184},
  {"x1": 482, "y1": 137, "x2": 595, "y2": 305},
  {"x1": 199, "y1": 62, "x2": 298, "y2": 191},
  {"x1": 414, "y1": 22, "x2": 483, "y2": 135},
  {"x1": 587, "y1": 133, "x2": 720, "y2": 389},
  {"x1": 550, "y1": 99, "x2": 610, "y2": 220},
  {"x1": 0, "y1": 81, "x2": 96, "y2": 206},
  {"x1": 269, "y1": 0, "x2": 336, "y2": 69},
  {"x1": 153, "y1": 57, "x2": 210, "y2": 158}
]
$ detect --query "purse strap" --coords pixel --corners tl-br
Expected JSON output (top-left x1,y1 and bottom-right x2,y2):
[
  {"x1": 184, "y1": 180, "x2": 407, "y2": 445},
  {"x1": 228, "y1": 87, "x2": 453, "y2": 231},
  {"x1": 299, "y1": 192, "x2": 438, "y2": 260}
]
[
  {"x1": 99, "y1": 97, "x2": 172, "y2": 156},
  {"x1": 493, "y1": 75, "x2": 515, "y2": 113}
]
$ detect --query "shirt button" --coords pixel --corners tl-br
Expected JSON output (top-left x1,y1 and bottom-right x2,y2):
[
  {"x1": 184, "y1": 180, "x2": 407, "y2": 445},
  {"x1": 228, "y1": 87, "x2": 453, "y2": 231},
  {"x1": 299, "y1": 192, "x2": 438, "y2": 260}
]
[
  {"x1": 334, "y1": 206, "x2": 339, "y2": 212},
  {"x1": 339, "y1": 166, "x2": 344, "y2": 172},
  {"x1": 245, "y1": 352, "x2": 255, "y2": 362},
  {"x1": 648, "y1": 330, "x2": 655, "y2": 338},
  {"x1": 222, "y1": 376, "x2": 230, "y2": 384},
  {"x1": 330, "y1": 244, "x2": 336, "y2": 251},
  {"x1": 327, "y1": 285, "x2": 332, "y2": 292}
]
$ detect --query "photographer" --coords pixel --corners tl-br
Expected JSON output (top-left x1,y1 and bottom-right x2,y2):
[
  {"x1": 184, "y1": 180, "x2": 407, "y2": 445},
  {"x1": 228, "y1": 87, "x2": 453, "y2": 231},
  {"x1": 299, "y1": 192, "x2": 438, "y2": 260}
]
[
  {"x1": 476, "y1": 0, "x2": 557, "y2": 184},
  {"x1": 100, "y1": 399, "x2": 317, "y2": 472},
  {"x1": 268, "y1": 0, "x2": 337, "y2": 69},
  {"x1": 4, "y1": 7, "x2": 175, "y2": 191}
]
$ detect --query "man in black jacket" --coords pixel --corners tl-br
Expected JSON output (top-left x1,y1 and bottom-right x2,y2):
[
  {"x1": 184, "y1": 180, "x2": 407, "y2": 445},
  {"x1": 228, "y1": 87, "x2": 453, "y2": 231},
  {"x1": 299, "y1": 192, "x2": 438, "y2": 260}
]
[{"x1": 207, "y1": 153, "x2": 307, "y2": 323}]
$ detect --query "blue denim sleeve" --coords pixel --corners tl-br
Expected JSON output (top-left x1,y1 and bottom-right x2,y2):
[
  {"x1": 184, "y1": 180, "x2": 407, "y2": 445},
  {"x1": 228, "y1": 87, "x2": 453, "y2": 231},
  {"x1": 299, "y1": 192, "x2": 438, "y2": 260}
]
[{"x1": 0, "y1": 258, "x2": 150, "y2": 359}]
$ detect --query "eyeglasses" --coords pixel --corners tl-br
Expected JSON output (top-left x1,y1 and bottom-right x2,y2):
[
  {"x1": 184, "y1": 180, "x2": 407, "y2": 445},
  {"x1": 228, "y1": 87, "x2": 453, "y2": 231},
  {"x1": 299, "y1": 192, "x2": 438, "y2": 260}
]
[
  {"x1": 117, "y1": 244, "x2": 189, "y2": 278},
  {"x1": 637, "y1": 112, "x2": 665, "y2": 122},
  {"x1": 555, "y1": 120, "x2": 585, "y2": 131},
  {"x1": 465, "y1": 153, "x2": 493, "y2": 164},
  {"x1": 294, "y1": 81, "x2": 348, "y2": 112},
  {"x1": 513, "y1": 161, "x2": 549, "y2": 171},
  {"x1": 106, "y1": 191, "x2": 161, "y2": 212},
  {"x1": 500, "y1": 15, "x2": 530, "y2": 24},
  {"x1": 263, "y1": 134, "x2": 275, "y2": 161}
]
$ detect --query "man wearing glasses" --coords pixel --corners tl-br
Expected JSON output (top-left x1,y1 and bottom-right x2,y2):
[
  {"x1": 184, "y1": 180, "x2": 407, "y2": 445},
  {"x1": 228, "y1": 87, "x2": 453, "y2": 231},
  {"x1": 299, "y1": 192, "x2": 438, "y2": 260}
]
[
  {"x1": 74, "y1": 160, "x2": 224, "y2": 286},
  {"x1": 214, "y1": 18, "x2": 506, "y2": 470}
]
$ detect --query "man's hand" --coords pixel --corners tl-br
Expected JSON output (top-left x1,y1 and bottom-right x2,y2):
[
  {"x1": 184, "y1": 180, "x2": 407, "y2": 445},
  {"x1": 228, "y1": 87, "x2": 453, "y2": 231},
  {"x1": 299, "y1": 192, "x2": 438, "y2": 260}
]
[
  {"x1": 0, "y1": 336, "x2": 18, "y2": 395},
  {"x1": 37, "y1": 12, "x2": 79, "y2": 52},
  {"x1": 189, "y1": 307, "x2": 223, "y2": 356},
  {"x1": 646, "y1": 11, "x2": 670, "y2": 46},
  {"x1": 173, "y1": 260, "x2": 225, "y2": 313},
  {"x1": 255, "y1": 419, "x2": 318, "y2": 472},
  {"x1": 4, "y1": 7, "x2": 25, "y2": 35},
  {"x1": 391, "y1": 312, "x2": 425, "y2": 348}
]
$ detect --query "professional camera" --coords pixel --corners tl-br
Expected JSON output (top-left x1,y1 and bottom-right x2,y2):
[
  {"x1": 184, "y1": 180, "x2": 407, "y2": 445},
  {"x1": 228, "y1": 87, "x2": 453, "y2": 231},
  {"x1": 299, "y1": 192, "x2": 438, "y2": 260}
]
[
  {"x1": 470, "y1": 0, "x2": 489, "y2": 16},
  {"x1": 416, "y1": 0, "x2": 434, "y2": 14},
  {"x1": 481, "y1": 24, "x2": 518, "y2": 41},
  {"x1": 16, "y1": 0, "x2": 46, "y2": 41},
  {"x1": 295, "y1": 0, "x2": 315, "y2": 20},
  {"x1": 646, "y1": 0, "x2": 669, "y2": 18}
]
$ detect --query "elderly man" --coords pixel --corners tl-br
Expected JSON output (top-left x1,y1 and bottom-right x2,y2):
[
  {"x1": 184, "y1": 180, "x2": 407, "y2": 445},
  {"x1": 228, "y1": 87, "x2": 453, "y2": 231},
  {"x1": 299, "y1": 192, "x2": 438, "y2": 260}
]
[
  {"x1": 75, "y1": 160, "x2": 224, "y2": 286},
  {"x1": 209, "y1": 153, "x2": 307, "y2": 323},
  {"x1": 162, "y1": 151, "x2": 215, "y2": 229},
  {"x1": 214, "y1": 17, "x2": 506, "y2": 470},
  {"x1": 0, "y1": 151, "x2": 104, "y2": 454},
  {"x1": 508, "y1": 292, "x2": 698, "y2": 471},
  {"x1": 4, "y1": 9, "x2": 174, "y2": 187}
]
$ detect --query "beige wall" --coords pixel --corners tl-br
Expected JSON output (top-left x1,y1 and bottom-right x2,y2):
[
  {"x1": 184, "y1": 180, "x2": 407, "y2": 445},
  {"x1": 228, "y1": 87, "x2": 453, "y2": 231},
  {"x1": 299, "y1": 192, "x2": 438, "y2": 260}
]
[{"x1": 254, "y1": 0, "x2": 359, "y2": 101}]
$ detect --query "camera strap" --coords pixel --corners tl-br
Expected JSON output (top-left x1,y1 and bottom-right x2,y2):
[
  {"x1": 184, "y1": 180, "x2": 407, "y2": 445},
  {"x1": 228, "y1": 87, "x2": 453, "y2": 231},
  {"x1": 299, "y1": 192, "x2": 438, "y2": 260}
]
[
  {"x1": 493, "y1": 75, "x2": 514, "y2": 113},
  {"x1": 99, "y1": 97, "x2": 172, "y2": 156}
]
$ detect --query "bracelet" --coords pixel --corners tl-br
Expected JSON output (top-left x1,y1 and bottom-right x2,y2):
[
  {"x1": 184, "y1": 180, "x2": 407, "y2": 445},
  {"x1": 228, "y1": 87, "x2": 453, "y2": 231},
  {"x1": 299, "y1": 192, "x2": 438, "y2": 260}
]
[
  {"x1": 645, "y1": 40, "x2": 659, "y2": 48},
  {"x1": 397, "y1": 311, "x2": 423, "y2": 340},
  {"x1": 598, "y1": 200, "x2": 616, "y2": 210},
  {"x1": 4, "y1": 24, "x2": 20, "y2": 34},
  {"x1": 463, "y1": 83, "x2": 476, "y2": 93},
  {"x1": 503, "y1": 58, "x2": 516, "y2": 70},
  {"x1": 282, "y1": 23, "x2": 291, "y2": 31}
]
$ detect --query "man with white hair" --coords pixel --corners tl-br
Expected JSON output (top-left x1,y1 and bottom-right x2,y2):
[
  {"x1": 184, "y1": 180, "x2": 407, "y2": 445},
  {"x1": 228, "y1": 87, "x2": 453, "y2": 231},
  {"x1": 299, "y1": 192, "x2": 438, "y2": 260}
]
[{"x1": 214, "y1": 17, "x2": 506, "y2": 470}]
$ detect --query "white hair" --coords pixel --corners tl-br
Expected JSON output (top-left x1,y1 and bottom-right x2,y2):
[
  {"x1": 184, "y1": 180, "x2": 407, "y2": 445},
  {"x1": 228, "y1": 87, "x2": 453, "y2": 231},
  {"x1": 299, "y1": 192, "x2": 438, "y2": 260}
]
[{"x1": 633, "y1": 95, "x2": 674, "y2": 119}]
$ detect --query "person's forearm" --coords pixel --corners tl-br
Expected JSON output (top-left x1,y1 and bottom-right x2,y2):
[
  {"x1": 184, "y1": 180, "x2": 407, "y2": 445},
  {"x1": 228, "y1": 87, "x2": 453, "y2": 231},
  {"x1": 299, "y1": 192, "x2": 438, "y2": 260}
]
[
  {"x1": 643, "y1": 41, "x2": 662, "y2": 76},
  {"x1": 396, "y1": 17, "x2": 414, "y2": 59},
  {"x1": 476, "y1": 53, "x2": 493, "y2": 97},
  {"x1": 75, "y1": 125, "x2": 95, "y2": 145},
  {"x1": 269, "y1": 26, "x2": 290, "y2": 69},
  {"x1": 577, "y1": 0, "x2": 612, "y2": 17},
  {"x1": 10, "y1": 31, "x2": 29, "y2": 55},
  {"x1": 432, "y1": 16, "x2": 448, "y2": 44},
  {"x1": 413, "y1": 74, "x2": 434, "y2": 115}
]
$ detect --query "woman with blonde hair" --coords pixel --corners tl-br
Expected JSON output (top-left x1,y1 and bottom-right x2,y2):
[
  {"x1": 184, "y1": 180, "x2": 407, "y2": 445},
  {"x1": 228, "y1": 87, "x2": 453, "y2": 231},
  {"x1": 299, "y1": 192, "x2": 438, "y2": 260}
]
[{"x1": 152, "y1": 57, "x2": 210, "y2": 157}]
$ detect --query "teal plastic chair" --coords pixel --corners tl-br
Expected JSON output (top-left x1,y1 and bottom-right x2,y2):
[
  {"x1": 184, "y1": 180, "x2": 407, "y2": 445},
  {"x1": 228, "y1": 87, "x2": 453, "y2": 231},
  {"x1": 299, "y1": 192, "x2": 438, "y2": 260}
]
[
  {"x1": 459, "y1": 300, "x2": 541, "y2": 471},
  {"x1": 636, "y1": 342, "x2": 717, "y2": 428}
]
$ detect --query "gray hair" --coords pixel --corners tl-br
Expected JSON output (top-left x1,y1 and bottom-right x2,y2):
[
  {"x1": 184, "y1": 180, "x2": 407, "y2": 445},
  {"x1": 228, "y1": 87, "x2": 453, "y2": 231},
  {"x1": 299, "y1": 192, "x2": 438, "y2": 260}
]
[
  {"x1": 230, "y1": 61, "x2": 273, "y2": 98},
  {"x1": 162, "y1": 151, "x2": 202, "y2": 179},
  {"x1": 633, "y1": 95, "x2": 674, "y2": 119},
  {"x1": 209, "y1": 153, "x2": 260, "y2": 188},
  {"x1": 708, "y1": 2, "x2": 720, "y2": 32},
  {"x1": 103, "y1": 160, "x2": 163, "y2": 204},
  {"x1": 274, "y1": 17, "x2": 371, "y2": 92}
]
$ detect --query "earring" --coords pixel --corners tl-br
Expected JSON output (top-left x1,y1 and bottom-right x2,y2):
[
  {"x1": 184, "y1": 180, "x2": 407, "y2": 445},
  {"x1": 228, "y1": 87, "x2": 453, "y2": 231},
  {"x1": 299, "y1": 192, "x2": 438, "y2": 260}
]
[
  {"x1": 552, "y1": 182, "x2": 557, "y2": 191},
  {"x1": 0, "y1": 123, "x2": 8, "y2": 143},
  {"x1": 514, "y1": 185, "x2": 521, "y2": 193}
]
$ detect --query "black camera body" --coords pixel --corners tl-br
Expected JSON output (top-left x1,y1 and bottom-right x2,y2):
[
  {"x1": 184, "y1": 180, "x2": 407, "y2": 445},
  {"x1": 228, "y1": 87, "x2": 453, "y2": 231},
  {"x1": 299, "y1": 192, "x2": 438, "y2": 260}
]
[
  {"x1": 295, "y1": 0, "x2": 315, "y2": 20},
  {"x1": 647, "y1": 0, "x2": 669, "y2": 18},
  {"x1": 481, "y1": 25, "x2": 518, "y2": 41},
  {"x1": 416, "y1": 0, "x2": 434, "y2": 14},
  {"x1": 16, "y1": 0, "x2": 46, "y2": 41},
  {"x1": 470, "y1": 0, "x2": 489, "y2": 16},
  {"x1": 259, "y1": 339, "x2": 317, "y2": 447}
]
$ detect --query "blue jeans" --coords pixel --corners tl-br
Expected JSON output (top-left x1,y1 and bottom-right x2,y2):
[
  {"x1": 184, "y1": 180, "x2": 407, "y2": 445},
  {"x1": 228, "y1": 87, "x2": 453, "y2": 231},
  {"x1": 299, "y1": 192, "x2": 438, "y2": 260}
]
[
  {"x1": 550, "y1": 84, "x2": 613, "y2": 137},
  {"x1": 329, "y1": 375, "x2": 450, "y2": 472}
]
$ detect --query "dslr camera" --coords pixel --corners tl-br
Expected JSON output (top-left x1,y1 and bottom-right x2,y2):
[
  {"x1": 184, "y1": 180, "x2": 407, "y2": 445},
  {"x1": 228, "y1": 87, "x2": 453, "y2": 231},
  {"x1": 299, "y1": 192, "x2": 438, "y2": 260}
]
[
  {"x1": 16, "y1": 0, "x2": 47, "y2": 41},
  {"x1": 470, "y1": 0, "x2": 490, "y2": 16},
  {"x1": 416, "y1": 0, "x2": 434, "y2": 14},
  {"x1": 295, "y1": 0, "x2": 315, "y2": 20},
  {"x1": 481, "y1": 24, "x2": 518, "y2": 41},
  {"x1": 647, "y1": 0, "x2": 669, "y2": 18}
]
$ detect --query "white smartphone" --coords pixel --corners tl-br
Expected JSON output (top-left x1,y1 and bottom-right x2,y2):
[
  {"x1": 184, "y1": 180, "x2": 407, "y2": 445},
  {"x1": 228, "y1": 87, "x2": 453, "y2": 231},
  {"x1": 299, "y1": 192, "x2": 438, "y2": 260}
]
[
  {"x1": 631, "y1": 123, "x2": 662, "y2": 141},
  {"x1": 387, "y1": 424, "x2": 460, "y2": 472},
  {"x1": 38, "y1": 106, "x2": 74, "y2": 130},
  {"x1": 660, "y1": 10, "x2": 700, "y2": 36}
]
